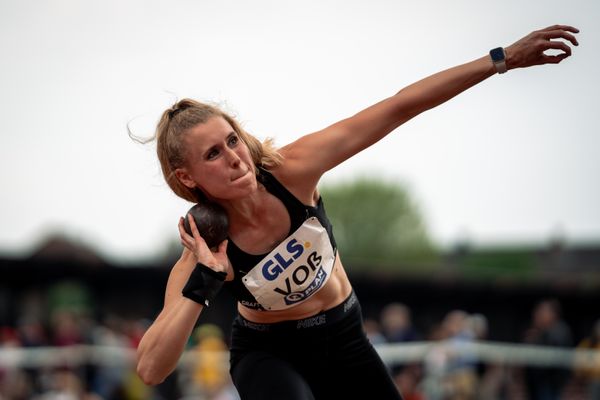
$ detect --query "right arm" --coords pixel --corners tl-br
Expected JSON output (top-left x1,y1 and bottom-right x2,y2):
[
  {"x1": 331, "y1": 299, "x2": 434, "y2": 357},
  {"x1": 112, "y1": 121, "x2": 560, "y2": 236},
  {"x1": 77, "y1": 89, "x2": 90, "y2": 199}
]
[
  {"x1": 136, "y1": 215, "x2": 231, "y2": 385},
  {"x1": 136, "y1": 247, "x2": 204, "y2": 385}
]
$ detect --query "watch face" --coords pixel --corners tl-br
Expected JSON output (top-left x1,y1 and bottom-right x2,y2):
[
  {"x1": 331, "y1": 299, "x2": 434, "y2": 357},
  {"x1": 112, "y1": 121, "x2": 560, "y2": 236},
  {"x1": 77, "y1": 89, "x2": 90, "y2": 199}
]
[{"x1": 490, "y1": 47, "x2": 505, "y2": 62}]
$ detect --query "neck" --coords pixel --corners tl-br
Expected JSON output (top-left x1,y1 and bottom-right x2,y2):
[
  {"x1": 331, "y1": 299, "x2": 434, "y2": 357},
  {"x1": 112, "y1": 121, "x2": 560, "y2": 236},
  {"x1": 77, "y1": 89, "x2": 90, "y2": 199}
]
[{"x1": 220, "y1": 183, "x2": 268, "y2": 231}]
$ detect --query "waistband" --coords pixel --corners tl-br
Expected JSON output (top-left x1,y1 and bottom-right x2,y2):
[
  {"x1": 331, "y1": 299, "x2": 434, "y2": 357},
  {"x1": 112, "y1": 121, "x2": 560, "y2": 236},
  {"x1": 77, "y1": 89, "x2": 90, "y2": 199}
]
[{"x1": 235, "y1": 290, "x2": 359, "y2": 332}]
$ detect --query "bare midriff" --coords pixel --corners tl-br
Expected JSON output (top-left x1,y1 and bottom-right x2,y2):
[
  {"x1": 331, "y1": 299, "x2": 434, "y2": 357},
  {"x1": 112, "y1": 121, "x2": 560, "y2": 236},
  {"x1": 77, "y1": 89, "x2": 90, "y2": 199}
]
[{"x1": 237, "y1": 254, "x2": 353, "y2": 323}]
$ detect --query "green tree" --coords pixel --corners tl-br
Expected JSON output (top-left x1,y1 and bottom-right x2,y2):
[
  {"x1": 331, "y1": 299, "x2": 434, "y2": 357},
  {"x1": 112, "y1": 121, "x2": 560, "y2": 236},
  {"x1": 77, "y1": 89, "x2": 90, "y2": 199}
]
[{"x1": 320, "y1": 177, "x2": 439, "y2": 273}]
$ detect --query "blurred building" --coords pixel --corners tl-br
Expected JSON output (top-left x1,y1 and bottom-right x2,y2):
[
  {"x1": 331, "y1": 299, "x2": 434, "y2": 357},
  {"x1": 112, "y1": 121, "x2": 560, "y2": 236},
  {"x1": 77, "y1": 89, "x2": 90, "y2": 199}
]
[{"x1": 1, "y1": 235, "x2": 600, "y2": 343}]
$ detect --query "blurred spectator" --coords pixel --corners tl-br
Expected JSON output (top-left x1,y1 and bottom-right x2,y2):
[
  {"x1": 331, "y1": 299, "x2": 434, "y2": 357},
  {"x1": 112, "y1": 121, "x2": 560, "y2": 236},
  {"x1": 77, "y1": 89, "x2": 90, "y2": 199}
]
[
  {"x1": 575, "y1": 318, "x2": 600, "y2": 400},
  {"x1": 124, "y1": 318, "x2": 150, "y2": 349},
  {"x1": 50, "y1": 310, "x2": 85, "y2": 347},
  {"x1": 363, "y1": 318, "x2": 387, "y2": 345},
  {"x1": 185, "y1": 324, "x2": 238, "y2": 400},
  {"x1": 0, "y1": 368, "x2": 33, "y2": 400},
  {"x1": 0, "y1": 326, "x2": 20, "y2": 347},
  {"x1": 464, "y1": 313, "x2": 514, "y2": 400},
  {"x1": 15, "y1": 317, "x2": 48, "y2": 395},
  {"x1": 421, "y1": 311, "x2": 478, "y2": 400},
  {"x1": 32, "y1": 369, "x2": 101, "y2": 400},
  {"x1": 394, "y1": 365, "x2": 425, "y2": 400},
  {"x1": 17, "y1": 317, "x2": 48, "y2": 348},
  {"x1": 523, "y1": 299, "x2": 573, "y2": 400},
  {"x1": 421, "y1": 322, "x2": 448, "y2": 400},
  {"x1": 89, "y1": 315, "x2": 129, "y2": 399},
  {"x1": 442, "y1": 310, "x2": 477, "y2": 400},
  {"x1": 2, "y1": 297, "x2": 595, "y2": 400},
  {"x1": 381, "y1": 303, "x2": 418, "y2": 343},
  {"x1": 118, "y1": 368, "x2": 154, "y2": 400},
  {"x1": 1, "y1": 327, "x2": 33, "y2": 399},
  {"x1": 467, "y1": 314, "x2": 488, "y2": 342}
]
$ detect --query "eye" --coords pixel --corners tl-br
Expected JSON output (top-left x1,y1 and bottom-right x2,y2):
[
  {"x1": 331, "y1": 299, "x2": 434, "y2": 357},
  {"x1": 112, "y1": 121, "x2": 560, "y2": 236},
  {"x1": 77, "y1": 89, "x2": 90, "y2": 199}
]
[
  {"x1": 228, "y1": 135, "x2": 239, "y2": 147},
  {"x1": 206, "y1": 149, "x2": 219, "y2": 160}
]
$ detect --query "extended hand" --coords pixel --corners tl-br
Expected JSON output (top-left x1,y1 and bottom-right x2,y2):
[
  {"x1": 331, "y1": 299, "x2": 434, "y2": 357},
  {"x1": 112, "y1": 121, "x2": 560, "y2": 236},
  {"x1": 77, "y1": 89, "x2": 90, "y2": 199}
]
[{"x1": 505, "y1": 24, "x2": 579, "y2": 70}]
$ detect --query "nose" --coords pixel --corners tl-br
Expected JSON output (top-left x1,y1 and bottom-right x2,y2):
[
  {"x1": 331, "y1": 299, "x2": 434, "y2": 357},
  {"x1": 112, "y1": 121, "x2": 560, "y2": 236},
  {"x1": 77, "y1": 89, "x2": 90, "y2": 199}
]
[{"x1": 225, "y1": 147, "x2": 241, "y2": 167}]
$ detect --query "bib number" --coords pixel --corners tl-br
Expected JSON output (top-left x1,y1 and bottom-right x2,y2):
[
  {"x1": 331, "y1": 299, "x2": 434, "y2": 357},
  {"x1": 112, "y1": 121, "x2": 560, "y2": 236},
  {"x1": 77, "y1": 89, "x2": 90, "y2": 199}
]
[{"x1": 242, "y1": 217, "x2": 335, "y2": 310}]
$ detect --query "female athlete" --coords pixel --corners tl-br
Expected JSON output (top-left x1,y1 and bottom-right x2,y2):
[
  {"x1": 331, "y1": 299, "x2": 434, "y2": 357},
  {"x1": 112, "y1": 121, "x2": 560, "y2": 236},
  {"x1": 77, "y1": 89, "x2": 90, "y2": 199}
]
[{"x1": 136, "y1": 25, "x2": 579, "y2": 399}]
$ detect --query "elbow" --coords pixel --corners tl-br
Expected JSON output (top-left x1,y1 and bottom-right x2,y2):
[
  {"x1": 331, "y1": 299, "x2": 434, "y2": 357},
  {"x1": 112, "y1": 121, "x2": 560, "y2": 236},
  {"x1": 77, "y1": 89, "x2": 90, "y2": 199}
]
[
  {"x1": 136, "y1": 354, "x2": 167, "y2": 386},
  {"x1": 137, "y1": 362, "x2": 166, "y2": 386}
]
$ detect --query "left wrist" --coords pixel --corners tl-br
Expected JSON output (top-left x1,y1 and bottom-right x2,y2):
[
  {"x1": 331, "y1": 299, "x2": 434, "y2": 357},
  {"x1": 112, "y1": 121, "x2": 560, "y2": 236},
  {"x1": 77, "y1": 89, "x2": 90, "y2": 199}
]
[
  {"x1": 504, "y1": 45, "x2": 518, "y2": 71},
  {"x1": 489, "y1": 47, "x2": 508, "y2": 74}
]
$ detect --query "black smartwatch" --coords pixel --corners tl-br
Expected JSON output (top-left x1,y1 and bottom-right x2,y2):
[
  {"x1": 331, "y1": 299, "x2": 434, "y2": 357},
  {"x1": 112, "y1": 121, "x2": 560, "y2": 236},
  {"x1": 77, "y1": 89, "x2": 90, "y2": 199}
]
[{"x1": 489, "y1": 47, "x2": 507, "y2": 74}]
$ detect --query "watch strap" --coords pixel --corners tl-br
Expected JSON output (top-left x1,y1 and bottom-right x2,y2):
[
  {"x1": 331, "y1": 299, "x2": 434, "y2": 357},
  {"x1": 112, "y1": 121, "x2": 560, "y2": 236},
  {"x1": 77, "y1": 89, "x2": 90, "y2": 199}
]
[{"x1": 489, "y1": 47, "x2": 507, "y2": 74}]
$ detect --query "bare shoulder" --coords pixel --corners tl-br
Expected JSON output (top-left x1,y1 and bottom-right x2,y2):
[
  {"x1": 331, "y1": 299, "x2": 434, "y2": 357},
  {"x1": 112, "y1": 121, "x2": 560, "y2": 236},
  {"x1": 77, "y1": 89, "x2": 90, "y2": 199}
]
[{"x1": 268, "y1": 145, "x2": 320, "y2": 206}]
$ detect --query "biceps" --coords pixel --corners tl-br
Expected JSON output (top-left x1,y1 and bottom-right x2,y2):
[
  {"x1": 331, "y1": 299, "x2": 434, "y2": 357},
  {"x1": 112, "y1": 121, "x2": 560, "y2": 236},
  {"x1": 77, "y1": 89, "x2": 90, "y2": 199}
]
[{"x1": 287, "y1": 97, "x2": 413, "y2": 175}]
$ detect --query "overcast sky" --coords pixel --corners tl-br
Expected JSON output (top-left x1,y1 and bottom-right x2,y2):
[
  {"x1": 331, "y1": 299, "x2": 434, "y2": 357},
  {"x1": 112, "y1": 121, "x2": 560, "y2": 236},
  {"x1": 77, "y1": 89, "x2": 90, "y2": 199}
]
[{"x1": 1, "y1": 0, "x2": 598, "y2": 263}]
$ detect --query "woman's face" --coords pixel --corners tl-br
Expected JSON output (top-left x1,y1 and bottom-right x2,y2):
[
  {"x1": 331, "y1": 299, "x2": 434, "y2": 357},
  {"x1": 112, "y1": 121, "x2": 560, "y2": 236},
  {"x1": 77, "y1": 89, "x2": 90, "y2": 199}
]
[{"x1": 175, "y1": 116, "x2": 257, "y2": 201}]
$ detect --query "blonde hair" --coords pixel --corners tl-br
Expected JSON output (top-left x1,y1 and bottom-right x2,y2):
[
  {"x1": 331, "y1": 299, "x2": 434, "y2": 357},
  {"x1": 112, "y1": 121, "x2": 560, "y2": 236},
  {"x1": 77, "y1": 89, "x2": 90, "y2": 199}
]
[{"x1": 138, "y1": 99, "x2": 283, "y2": 203}]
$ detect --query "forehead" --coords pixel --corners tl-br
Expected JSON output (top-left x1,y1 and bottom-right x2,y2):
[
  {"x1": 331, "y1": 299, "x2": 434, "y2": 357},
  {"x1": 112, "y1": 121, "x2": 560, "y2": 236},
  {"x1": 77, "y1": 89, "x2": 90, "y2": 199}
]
[{"x1": 184, "y1": 116, "x2": 235, "y2": 146}]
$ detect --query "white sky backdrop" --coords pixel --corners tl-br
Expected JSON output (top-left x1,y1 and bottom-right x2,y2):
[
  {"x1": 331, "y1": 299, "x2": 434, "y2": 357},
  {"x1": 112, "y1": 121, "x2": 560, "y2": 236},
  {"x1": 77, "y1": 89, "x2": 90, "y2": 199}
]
[{"x1": 1, "y1": 0, "x2": 598, "y2": 263}]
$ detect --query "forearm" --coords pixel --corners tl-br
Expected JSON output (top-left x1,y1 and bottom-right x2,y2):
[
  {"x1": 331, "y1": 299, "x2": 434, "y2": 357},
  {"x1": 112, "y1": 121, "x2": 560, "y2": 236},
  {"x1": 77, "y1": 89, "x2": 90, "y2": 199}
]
[
  {"x1": 136, "y1": 249, "x2": 204, "y2": 385},
  {"x1": 393, "y1": 54, "x2": 496, "y2": 121},
  {"x1": 394, "y1": 23, "x2": 579, "y2": 121},
  {"x1": 311, "y1": 54, "x2": 498, "y2": 169},
  {"x1": 136, "y1": 297, "x2": 203, "y2": 385}
]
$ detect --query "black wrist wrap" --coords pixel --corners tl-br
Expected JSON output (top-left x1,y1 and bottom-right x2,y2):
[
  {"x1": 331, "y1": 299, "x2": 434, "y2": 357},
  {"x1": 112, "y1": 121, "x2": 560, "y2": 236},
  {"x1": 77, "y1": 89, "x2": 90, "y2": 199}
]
[{"x1": 182, "y1": 263, "x2": 227, "y2": 307}]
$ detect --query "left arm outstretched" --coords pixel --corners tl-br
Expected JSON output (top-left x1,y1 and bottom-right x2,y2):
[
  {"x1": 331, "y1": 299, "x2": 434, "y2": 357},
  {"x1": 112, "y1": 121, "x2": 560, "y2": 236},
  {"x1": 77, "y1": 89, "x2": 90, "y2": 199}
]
[{"x1": 277, "y1": 25, "x2": 579, "y2": 192}]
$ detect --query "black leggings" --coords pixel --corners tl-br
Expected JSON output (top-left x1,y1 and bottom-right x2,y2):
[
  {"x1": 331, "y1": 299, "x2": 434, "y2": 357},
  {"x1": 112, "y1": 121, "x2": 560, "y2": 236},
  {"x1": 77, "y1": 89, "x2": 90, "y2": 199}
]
[{"x1": 229, "y1": 292, "x2": 403, "y2": 399}]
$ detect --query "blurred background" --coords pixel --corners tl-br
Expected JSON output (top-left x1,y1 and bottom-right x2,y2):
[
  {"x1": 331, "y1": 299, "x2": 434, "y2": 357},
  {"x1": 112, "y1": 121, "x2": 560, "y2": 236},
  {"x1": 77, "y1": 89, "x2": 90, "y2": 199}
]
[{"x1": 1, "y1": 0, "x2": 599, "y2": 399}]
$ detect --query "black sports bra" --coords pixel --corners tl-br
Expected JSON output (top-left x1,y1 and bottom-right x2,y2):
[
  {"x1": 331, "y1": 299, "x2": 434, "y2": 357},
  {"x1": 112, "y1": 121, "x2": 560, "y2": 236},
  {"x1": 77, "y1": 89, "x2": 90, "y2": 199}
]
[{"x1": 224, "y1": 168, "x2": 337, "y2": 310}]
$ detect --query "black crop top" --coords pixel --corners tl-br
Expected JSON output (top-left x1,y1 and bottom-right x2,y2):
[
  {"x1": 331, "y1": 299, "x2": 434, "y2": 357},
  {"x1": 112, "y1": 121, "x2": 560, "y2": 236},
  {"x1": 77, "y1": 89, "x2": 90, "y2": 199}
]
[{"x1": 224, "y1": 168, "x2": 337, "y2": 310}]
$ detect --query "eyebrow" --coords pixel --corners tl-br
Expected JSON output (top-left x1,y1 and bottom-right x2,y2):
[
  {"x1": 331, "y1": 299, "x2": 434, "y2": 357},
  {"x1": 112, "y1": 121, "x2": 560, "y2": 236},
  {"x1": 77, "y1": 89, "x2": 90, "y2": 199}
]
[{"x1": 203, "y1": 132, "x2": 237, "y2": 158}]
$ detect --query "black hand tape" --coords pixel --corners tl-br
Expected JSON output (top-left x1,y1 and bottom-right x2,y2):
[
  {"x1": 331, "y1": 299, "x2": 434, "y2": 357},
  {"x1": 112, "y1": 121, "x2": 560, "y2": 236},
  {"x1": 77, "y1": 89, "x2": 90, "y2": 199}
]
[{"x1": 182, "y1": 262, "x2": 227, "y2": 307}]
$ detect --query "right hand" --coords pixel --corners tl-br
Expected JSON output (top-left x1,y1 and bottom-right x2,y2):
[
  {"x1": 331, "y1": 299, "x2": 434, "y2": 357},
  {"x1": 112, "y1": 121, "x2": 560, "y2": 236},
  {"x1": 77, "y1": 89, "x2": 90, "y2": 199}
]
[{"x1": 178, "y1": 214, "x2": 230, "y2": 274}]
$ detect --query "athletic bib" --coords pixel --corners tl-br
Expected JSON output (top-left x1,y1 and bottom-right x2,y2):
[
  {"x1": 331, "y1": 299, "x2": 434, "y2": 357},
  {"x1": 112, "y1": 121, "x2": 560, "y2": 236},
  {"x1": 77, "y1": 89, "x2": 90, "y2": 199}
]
[{"x1": 242, "y1": 217, "x2": 336, "y2": 311}]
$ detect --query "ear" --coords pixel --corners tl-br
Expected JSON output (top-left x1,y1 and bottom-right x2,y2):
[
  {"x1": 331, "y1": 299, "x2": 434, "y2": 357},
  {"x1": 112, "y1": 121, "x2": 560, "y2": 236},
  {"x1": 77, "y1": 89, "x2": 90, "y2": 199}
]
[{"x1": 174, "y1": 168, "x2": 196, "y2": 189}]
